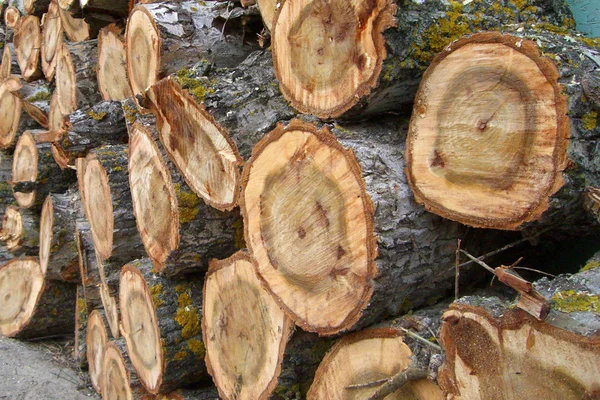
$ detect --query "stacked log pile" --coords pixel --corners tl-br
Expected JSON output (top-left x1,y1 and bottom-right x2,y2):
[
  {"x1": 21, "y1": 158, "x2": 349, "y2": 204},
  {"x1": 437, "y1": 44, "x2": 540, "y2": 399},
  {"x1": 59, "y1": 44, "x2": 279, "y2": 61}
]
[{"x1": 0, "y1": 0, "x2": 599, "y2": 398}]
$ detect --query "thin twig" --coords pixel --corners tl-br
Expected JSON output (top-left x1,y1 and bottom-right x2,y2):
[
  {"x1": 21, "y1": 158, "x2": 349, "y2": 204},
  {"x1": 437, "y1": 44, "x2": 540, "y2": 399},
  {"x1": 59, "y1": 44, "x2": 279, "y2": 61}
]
[
  {"x1": 345, "y1": 378, "x2": 389, "y2": 390},
  {"x1": 512, "y1": 267, "x2": 555, "y2": 277},
  {"x1": 455, "y1": 239, "x2": 461, "y2": 300},
  {"x1": 368, "y1": 366, "x2": 429, "y2": 400},
  {"x1": 459, "y1": 250, "x2": 496, "y2": 274},
  {"x1": 398, "y1": 327, "x2": 442, "y2": 351}
]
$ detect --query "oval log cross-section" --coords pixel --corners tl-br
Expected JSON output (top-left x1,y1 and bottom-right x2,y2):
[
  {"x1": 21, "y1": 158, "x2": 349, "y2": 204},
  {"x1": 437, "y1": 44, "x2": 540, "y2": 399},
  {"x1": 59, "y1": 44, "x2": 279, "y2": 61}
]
[
  {"x1": 241, "y1": 120, "x2": 376, "y2": 334},
  {"x1": 406, "y1": 32, "x2": 569, "y2": 230},
  {"x1": 87, "y1": 309, "x2": 108, "y2": 394},
  {"x1": 307, "y1": 328, "x2": 443, "y2": 399},
  {"x1": 146, "y1": 77, "x2": 242, "y2": 210},
  {"x1": 40, "y1": 2, "x2": 63, "y2": 81},
  {"x1": 272, "y1": 0, "x2": 397, "y2": 118},
  {"x1": 0, "y1": 82, "x2": 22, "y2": 149},
  {"x1": 55, "y1": 42, "x2": 77, "y2": 115},
  {"x1": 101, "y1": 342, "x2": 134, "y2": 400},
  {"x1": 203, "y1": 252, "x2": 293, "y2": 400},
  {"x1": 12, "y1": 131, "x2": 38, "y2": 208},
  {"x1": 98, "y1": 24, "x2": 132, "y2": 101},
  {"x1": 14, "y1": 15, "x2": 42, "y2": 81},
  {"x1": 128, "y1": 123, "x2": 179, "y2": 270}
]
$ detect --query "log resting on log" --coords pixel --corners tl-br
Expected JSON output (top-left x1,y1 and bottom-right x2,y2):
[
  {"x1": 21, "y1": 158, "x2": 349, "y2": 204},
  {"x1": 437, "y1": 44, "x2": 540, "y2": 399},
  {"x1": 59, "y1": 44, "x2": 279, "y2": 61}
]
[
  {"x1": 40, "y1": 2, "x2": 63, "y2": 81},
  {"x1": 0, "y1": 204, "x2": 39, "y2": 255},
  {"x1": 78, "y1": 144, "x2": 145, "y2": 264},
  {"x1": 145, "y1": 77, "x2": 243, "y2": 210},
  {"x1": 124, "y1": 107, "x2": 238, "y2": 276},
  {"x1": 125, "y1": 1, "x2": 262, "y2": 104},
  {"x1": 120, "y1": 258, "x2": 209, "y2": 394},
  {"x1": 87, "y1": 309, "x2": 108, "y2": 394},
  {"x1": 12, "y1": 131, "x2": 77, "y2": 209},
  {"x1": 101, "y1": 342, "x2": 134, "y2": 400},
  {"x1": 240, "y1": 118, "x2": 516, "y2": 334},
  {"x1": 22, "y1": 0, "x2": 52, "y2": 16},
  {"x1": 97, "y1": 24, "x2": 132, "y2": 101},
  {"x1": 0, "y1": 257, "x2": 76, "y2": 339},
  {"x1": 307, "y1": 328, "x2": 442, "y2": 400},
  {"x1": 39, "y1": 189, "x2": 83, "y2": 281},
  {"x1": 13, "y1": 14, "x2": 42, "y2": 81},
  {"x1": 202, "y1": 252, "x2": 293, "y2": 400}
]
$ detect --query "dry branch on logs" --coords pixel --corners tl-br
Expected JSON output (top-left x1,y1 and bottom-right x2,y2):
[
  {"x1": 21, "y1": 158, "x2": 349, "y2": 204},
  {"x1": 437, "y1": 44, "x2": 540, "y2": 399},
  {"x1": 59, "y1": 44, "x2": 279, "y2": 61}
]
[
  {"x1": 77, "y1": 144, "x2": 145, "y2": 265},
  {"x1": 202, "y1": 252, "x2": 293, "y2": 400},
  {"x1": 0, "y1": 257, "x2": 76, "y2": 339},
  {"x1": 13, "y1": 14, "x2": 42, "y2": 81},
  {"x1": 123, "y1": 106, "x2": 238, "y2": 276},
  {"x1": 11, "y1": 131, "x2": 76, "y2": 209},
  {"x1": 87, "y1": 309, "x2": 108, "y2": 394},
  {"x1": 119, "y1": 259, "x2": 209, "y2": 394},
  {"x1": 145, "y1": 77, "x2": 242, "y2": 210},
  {"x1": 125, "y1": 0, "x2": 262, "y2": 104},
  {"x1": 307, "y1": 328, "x2": 442, "y2": 400},
  {"x1": 0, "y1": 204, "x2": 39, "y2": 255},
  {"x1": 40, "y1": 1, "x2": 63, "y2": 81},
  {"x1": 101, "y1": 342, "x2": 134, "y2": 400},
  {"x1": 39, "y1": 189, "x2": 82, "y2": 281},
  {"x1": 97, "y1": 24, "x2": 132, "y2": 101}
]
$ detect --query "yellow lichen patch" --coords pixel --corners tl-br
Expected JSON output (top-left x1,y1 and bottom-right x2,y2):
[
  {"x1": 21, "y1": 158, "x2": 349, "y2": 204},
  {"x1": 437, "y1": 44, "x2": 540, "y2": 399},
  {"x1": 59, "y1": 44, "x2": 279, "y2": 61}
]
[
  {"x1": 27, "y1": 90, "x2": 52, "y2": 102},
  {"x1": 412, "y1": 12, "x2": 472, "y2": 65},
  {"x1": 175, "y1": 282, "x2": 190, "y2": 294},
  {"x1": 174, "y1": 68, "x2": 215, "y2": 103},
  {"x1": 174, "y1": 184, "x2": 201, "y2": 224},
  {"x1": 88, "y1": 110, "x2": 107, "y2": 120},
  {"x1": 233, "y1": 218, "x2": 246, "y2": 249},
  {"x1": 582, "y1": 111, "x2": 598, "y2": 131},
  {"x1": 149, "y1": 284, "x2": 164, "y2": 307},
  {"x1": 174, "y1": 349, "x2": 188, "y2": 361},
  {"x1": 175, "y1": 291, "x2": 201, "y2": 339},
  {"x1": 122, "y1": 102, "x2": 139, "y2": 124},
  {"x1": 187, "y1": 338, "x2": 205, "y2": 358},
  {"x1": 551, "y1": 290, "x2": 600, "y2": 313},
  {"x1": 581, "y1": 261, "x2": 600, "y2": 272}
]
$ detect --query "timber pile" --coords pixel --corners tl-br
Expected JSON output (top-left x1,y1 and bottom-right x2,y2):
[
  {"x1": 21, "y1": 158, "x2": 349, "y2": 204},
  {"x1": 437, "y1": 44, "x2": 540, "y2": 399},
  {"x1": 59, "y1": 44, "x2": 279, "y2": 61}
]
[{"x1": 0, "y1": 0, "x2": 599, "y2": 398}]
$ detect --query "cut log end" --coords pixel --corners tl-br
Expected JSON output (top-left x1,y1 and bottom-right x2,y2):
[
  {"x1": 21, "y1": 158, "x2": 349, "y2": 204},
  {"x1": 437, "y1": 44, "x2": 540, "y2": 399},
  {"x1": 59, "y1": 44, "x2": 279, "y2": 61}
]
[
  {"x1": 100, "y1": 282, "x2": 120, "y2": 339},
  {"x1": 126, "y1": 6, "x2": 160, "y2": 102},
  {"x1": 0, "y1": 258, "x2": 44, "y2": 337},
  {"x1": 307, "y1": 328, "x2": 443, "y2": 400},
  {"x1": 1, "y1": 46, "x2": 13, "y2": 80},
  {"x1": 55, "y1": 43, "x2": 77, "y2": 115},
  {"x1": 98, "y1": 24, "x2": 133, "y2": 101},
  {"x1": 272, "y1": 0, "x2": 397, "y2": 118},
  {"x1": 0, "y1": 205, "x2": 25, "y2": 251},
  {"x1": 38, "y1": 195, "x2": 52, "y2": 277},
  {"x1": 14, "y1": 15, "x2": 42, "y2": 81},
  {"x1": 257, "y1": 0, "x2": 278, "y2": 31},
  {"x1": 128, "y1": 123, "x2": 179, "y2": 270},
  {"x1": 241, "y1": 119, "x2": 376, "y2": 334},
  {"x1": 203, "y1": 252, "x2": 293, "y2": 400},
  {"x1": 57, "y1": 6, "x2": 90, "y2": 42},
  {"x1": 12, "y1": 131, "x2": 38, "y2": 208},
  {"x1": 80, "y1": 155, "x2": 115, "y2": 261},
  {"x1": 119, "y1": 264, "x2": 164, "y2": 394},
  {"x1": 102, "y1": 342, "x2": 134, "y2": 400},
  {"x1": 0, "y1": 84, "x2": 21, "y2": 149},
  {"x1": 41, "y1": 2, "x2": 63, "y2": 81},
  {"x1": 146, "y1": 77, "x2": 242, "y2": 210},
  {"x1": 4, "y1": 6, "x2": 21, "y2": 28},
  {"x1": 439, "y1": 304, "x2": 600, "y2": 399},
  {"x1": 406, "y1": 32, "x2": 569, "y2": 230},
  {"x1": 87, "y1": 310, "x2": 108, "y2": 394}
]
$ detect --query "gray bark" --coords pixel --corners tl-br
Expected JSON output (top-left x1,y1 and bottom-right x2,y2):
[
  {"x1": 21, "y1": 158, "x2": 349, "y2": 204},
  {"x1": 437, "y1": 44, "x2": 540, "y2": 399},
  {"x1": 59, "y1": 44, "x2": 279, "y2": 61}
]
[
  {"x1": 74, "y1": 284, "x2": 88, "y2": 369},
  {"x1": 66, "y1": 39, "x2": 103, "y2": 108}
]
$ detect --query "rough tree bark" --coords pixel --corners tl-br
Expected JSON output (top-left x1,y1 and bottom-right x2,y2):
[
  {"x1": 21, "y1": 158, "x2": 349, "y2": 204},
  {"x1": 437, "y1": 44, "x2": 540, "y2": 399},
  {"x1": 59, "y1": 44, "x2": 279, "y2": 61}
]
[
  {"x1": 202, "y1": 252, "x2": 293, "y2": 400},
  {"x1": 74, "y1": 284, "x2": 88, "y2": 369},
  {"x1": 123, "y1": 100, "x2": 239, "y2": 276},
  {"x1": 125, "y1": 0, "x2": 262, "y2": 104},
  {"x1": 0, "y1": 257, "x2": 76, "y2": 339},
  {"x1": 119, "y1": 258, "x2": 210, "y2": 394}
]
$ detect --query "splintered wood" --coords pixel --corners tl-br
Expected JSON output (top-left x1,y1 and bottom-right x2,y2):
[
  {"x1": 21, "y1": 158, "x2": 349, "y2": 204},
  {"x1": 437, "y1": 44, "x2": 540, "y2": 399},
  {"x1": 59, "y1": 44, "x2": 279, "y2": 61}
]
[
  {"x1": 406, "y1": 32, "x2": 569, "y2": 230},
  {"x1": 241, "y1": 120, "x2": 376, "y2": 334}
]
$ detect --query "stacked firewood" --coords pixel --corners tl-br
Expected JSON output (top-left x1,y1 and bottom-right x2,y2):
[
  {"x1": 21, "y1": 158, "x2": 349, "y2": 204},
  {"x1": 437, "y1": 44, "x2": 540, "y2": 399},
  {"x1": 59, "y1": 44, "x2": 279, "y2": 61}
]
[{"x1": 1, "y1": 0, "x2": 600, "y2": 399}]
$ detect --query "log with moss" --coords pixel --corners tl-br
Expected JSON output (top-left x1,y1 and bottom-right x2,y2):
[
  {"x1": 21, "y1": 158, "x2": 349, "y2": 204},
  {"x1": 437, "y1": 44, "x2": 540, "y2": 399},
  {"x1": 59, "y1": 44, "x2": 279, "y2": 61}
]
[
  {"x1": 77, "y1": 144, "x2": 146, "y2": 265},
  {"x1": 240, "y1": 118, "x2": 514, "y2": 335},
  {"x1": 270, "y1": 0, "x2": 575, "y2": 119},
  {"x1": 0, "y1": 257, "x2": 76, "y2": 339},
  {"x1": 11, "y1": 131, "x2": 77, "y2": 210},
  {"x1": 202, "y1": 252, "x2": 293, "y2": 400},
  {"x1": 97, "y1": 24, "x2": 132, "y2": 101},
  {"x1": 0, "y1": 204, "x2": 39, "y2": 255},
  {"x1": 406, "y1": 31, "x2": 600, "y2": 236},
  {"x1": 125, "y1": 0, "x2": 262, "y2": 105},
  {"x1": 119, "y1": 258, "x2": 210, "y2": 394},
  {"x1": 39, "y1": 189, "x2": 83, "y2": 281},
  {"x1": 123, "y1": 104, "x2": 239, "y2": 276}
]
